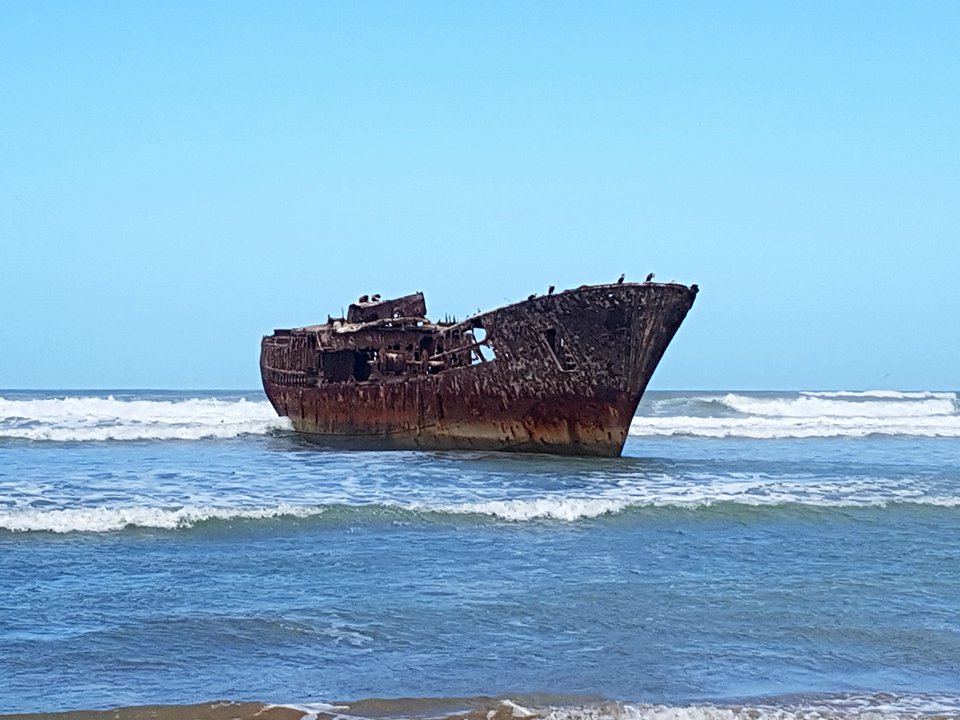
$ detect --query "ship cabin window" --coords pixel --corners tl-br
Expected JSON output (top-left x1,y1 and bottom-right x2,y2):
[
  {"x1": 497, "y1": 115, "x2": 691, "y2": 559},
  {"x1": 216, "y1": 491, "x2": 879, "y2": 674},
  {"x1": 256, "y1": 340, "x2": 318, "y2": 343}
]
[
  {"x1": 321, "y1": 350, "x2": 353, "y2": 382},
  {"x1": 353, "y1": 348, "x2": 376, "y2": 381},
  {"x1": 321, "y1": 348, "x2": 377, "y2": 383}
]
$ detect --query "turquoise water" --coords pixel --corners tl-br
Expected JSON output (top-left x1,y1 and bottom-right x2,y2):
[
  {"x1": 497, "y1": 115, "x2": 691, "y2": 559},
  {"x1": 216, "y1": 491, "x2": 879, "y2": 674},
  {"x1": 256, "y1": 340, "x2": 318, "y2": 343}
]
[{"x1": 1, "y1": 390, "x2": 959, "y2": 717}]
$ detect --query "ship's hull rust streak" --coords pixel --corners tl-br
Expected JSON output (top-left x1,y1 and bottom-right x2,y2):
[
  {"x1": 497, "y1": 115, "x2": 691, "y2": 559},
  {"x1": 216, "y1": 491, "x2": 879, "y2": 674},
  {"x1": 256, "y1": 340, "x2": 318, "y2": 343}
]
[{"x1": 260, "y1": 282, "x2": 697, "y2": 457}]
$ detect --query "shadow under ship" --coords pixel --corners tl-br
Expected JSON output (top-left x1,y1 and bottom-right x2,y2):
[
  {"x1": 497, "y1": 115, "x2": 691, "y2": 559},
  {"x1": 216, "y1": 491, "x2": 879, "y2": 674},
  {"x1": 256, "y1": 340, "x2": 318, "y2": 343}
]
[{"x1": 260, "y1": 280, "x2": 697, "y2": 457}]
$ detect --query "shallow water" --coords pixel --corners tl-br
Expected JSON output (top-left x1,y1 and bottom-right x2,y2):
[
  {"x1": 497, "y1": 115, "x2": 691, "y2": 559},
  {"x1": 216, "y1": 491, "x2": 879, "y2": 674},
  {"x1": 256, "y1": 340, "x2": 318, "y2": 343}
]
[{"x1": 1, "y1": 390, "x2": 958, "y2": 717}]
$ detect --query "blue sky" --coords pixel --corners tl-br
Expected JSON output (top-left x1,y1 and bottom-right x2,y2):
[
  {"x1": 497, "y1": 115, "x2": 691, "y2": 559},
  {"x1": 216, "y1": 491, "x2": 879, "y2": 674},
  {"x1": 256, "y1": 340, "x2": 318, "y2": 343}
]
[{"x1": 1, "y1": 1, "x2": 957, "y2": 390}]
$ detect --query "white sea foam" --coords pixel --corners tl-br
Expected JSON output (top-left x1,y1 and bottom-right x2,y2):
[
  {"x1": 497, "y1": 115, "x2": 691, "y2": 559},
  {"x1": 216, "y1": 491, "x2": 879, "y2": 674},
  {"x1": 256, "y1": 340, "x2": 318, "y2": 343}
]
[
  {"x1": 267, "y1": 702, "x2": 346, "y2": 720},
  {"x1": 539, "y1": 699, "x2": 960, "y2": 720},
  {"x1": 279, "y1": 695, "x2": 960, "y2": 720},
  {"x1": 437, "y1": 491, "x2": 960, "y2": 522},
  {"x1": 633, "y1": 391, "x2": 960, "y2": 439},
  {"x1": 440, "y1": 497, "x2": 635, "y2": 521},
  {"x1": 0, "y1": 503, "x2": 326, "y2": 533},
  {"x1": 720, "y1": 393, "x2": 955, "y2": 418},
  {"x1": 630, "y1": 415, "x2": 960, "y2": 438},
  {"x1": 432, "y1": 472, "x2": 960, "y2": 521},
  {"x1": 4, "y1": 472, "x2": 960, "y2": 532},
  {"x1": 0, "y1": 500, "x2": 635, "y2": 532},
  {"x1": 0, "y1": 395, "x2": 290, "y2": 441}
]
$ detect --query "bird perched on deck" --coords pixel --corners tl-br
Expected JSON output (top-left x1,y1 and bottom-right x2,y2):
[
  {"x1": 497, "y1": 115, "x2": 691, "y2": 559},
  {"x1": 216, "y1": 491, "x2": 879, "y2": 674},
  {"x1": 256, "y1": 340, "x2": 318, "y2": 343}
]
[
  {"x1": 645, "y1": 272, "x2": 655, "y2": 282},
  {"x1": 548, "y1": 285, "x2": 555, "y2": 295},
  {"x1": 617, "y1": 274, "x2": 625, "y2": 284}
]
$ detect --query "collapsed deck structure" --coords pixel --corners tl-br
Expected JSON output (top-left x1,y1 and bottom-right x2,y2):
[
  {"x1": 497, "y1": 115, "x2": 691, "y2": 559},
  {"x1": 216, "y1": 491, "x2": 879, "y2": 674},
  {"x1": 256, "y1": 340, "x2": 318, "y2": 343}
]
[{"x1": 260, "y1": 281, "x2": 697, "y2": 456}]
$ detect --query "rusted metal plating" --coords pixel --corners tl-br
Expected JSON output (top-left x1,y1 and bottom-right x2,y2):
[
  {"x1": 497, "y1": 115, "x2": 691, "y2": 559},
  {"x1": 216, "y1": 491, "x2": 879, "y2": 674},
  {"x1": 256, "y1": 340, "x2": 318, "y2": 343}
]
[{"x1": 260, "y1": 282, "x2": 697, "y2": 456}]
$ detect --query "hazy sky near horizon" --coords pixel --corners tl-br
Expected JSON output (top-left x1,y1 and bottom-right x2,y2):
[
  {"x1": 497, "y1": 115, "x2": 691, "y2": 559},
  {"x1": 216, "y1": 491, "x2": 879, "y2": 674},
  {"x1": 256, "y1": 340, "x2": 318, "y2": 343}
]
[{"x1": 1, "y1": 1, "x2": 957, "y2": 390}]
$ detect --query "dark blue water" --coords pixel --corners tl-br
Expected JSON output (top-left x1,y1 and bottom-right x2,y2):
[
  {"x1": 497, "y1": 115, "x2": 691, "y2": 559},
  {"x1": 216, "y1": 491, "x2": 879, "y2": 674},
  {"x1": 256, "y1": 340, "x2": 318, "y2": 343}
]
[{"x1": 1, "y1": 391, "x2": 959, "y2": 717}]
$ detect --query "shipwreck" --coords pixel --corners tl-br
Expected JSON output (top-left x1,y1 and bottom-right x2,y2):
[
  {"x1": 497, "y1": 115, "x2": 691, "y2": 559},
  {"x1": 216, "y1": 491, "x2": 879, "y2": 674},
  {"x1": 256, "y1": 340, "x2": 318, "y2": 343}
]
[{"x1": 260, "y1": 280, "x2": 697, "y2": 457}]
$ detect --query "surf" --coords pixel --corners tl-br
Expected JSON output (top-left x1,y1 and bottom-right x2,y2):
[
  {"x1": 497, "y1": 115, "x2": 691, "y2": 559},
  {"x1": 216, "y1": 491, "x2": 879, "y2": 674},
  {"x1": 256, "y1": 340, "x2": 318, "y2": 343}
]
[
  {"x1": 631, "y1": 390, "x2": 960, "y2": 438},
  {"x1": 0, "y1": 394, "x2": 290, "y2": 441}
]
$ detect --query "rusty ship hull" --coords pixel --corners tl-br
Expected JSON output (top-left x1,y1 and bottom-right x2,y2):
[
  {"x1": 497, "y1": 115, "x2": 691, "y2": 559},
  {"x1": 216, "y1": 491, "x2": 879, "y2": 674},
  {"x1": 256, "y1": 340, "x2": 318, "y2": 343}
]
[{"x1": 260, "y1": 281, "x2": 697, "y2": 457}]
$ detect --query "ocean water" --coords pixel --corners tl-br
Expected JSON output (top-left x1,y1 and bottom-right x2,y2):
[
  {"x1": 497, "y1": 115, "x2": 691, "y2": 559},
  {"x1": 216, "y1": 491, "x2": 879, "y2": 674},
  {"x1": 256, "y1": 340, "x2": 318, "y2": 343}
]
[{"x1": 1, "y1": 390, "x2": 959, "y2": 719}]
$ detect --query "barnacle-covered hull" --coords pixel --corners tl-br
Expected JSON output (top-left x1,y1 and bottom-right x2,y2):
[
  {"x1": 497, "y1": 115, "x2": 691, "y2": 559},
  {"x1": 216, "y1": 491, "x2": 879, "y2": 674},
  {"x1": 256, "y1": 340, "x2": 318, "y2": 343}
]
[{"x1": 260, "y1": 282, "x2": 697, "y2": 457}]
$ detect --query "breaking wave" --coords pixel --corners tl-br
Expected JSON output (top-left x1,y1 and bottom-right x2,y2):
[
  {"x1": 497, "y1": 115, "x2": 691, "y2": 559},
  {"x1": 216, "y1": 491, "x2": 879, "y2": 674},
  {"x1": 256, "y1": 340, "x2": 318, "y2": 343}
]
[
  {"x1": 0, "y1": 503, "x2": 328, "y2": 534},
  {"x1": 632, "y1": 390, "x2": 960, "y2": 439},
  {"x1": 0, "y1": 502, "x2": 641, "y2": 533},
  {"x1": 0, "y1": 395, "x2": 290, "y2": 441},
  {"x1": 5, "y1": 484, "x2": 960, "y2": 533}
]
